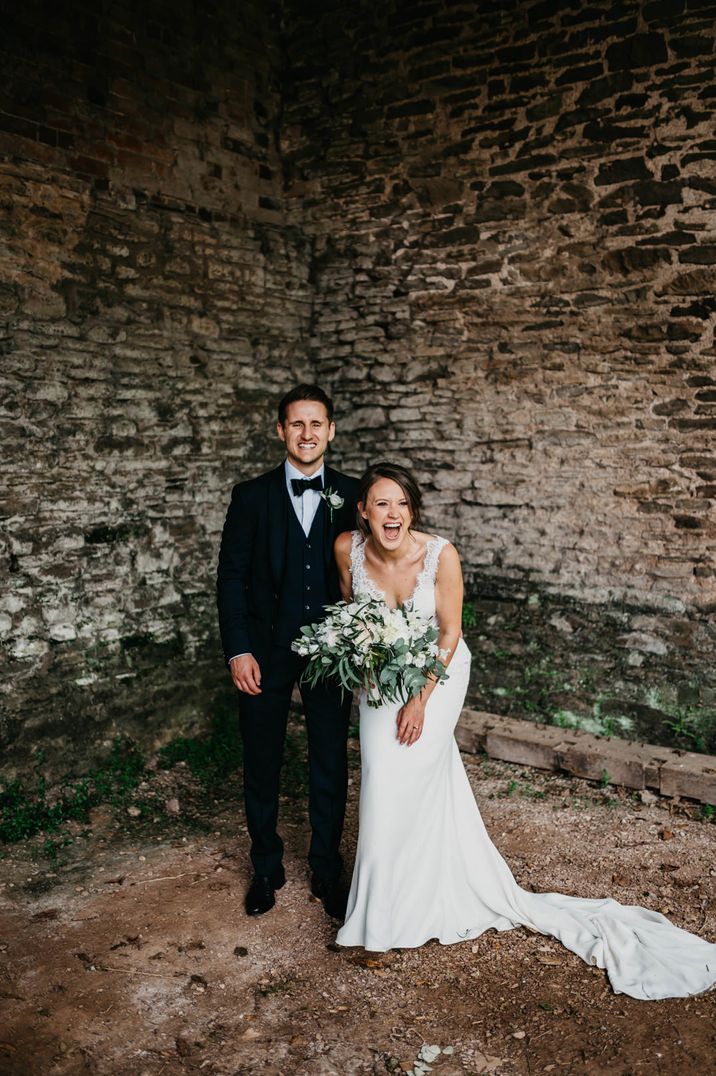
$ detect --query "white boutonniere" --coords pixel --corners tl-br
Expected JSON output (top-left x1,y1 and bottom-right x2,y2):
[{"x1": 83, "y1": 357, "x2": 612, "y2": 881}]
[{"x1": 319, "y1": 487, "x2": 344, "y2": 522}]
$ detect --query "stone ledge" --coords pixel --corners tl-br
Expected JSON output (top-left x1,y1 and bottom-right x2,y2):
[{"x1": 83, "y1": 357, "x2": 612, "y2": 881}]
[{"x1": 456, "y1": 709, "x2": 716, "y2": 807}]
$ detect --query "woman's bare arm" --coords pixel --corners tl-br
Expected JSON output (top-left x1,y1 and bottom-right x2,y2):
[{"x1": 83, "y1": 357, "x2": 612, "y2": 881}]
[
  {"x1": 334, "y1": 531, "x2": 354, "y2": 601},
  {"x1": 396, "y1": 542, "x2": 463, "y2": 745},
  {"x1": 433, "y1": 542, "x2": 464, "y2": 672}
]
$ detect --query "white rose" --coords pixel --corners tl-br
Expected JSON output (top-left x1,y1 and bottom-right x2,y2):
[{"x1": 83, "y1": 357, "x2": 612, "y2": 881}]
[{"x1": 379, "y1": 622, "x2": 401, "y2": 645}]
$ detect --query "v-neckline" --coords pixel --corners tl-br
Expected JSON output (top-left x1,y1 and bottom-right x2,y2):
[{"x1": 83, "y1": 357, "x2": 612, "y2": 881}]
[{"x1": 360, "y1": 535, "x2": 437, "y2": 610}]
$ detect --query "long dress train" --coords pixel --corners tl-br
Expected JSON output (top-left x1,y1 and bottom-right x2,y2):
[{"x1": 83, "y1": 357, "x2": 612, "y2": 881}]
[{"x1": 336, "y1": 532, "x2": 716, "y2": 1001}]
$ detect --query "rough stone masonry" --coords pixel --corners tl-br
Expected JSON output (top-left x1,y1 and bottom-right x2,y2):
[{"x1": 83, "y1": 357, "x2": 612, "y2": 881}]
[
  {"x1": 282, "y1": 0, "x2": 716, "y2": 752},
  {"x1": 1, "y1": 0, "x2": 715, "y2": 777},
  {"x1": 0, "y1": 0, "x2": 314, "y2": 774}
]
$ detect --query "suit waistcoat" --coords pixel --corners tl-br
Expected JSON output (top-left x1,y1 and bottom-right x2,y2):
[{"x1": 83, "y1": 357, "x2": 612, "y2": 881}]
[{"x1": 273, "y1": 498, "x2": 329, "y2": 648}]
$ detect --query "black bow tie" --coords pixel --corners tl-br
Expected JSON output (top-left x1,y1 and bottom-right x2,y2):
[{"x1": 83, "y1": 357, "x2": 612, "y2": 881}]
[{"x1": 291, "y1": 475, "x2": 323, "y2": 496}]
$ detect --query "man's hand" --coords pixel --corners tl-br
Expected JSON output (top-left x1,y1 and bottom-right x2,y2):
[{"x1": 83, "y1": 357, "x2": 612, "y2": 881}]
[{"x1": 229, "y1": 654, "x2": 262, "y2": 695}]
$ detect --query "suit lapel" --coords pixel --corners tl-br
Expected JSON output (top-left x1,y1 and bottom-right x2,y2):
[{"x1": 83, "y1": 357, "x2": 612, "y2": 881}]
[
  {"x1": 268, "y1": 464, "x2": 289, "y2": 590},
  {"x1": 321, "y1": 466, "x2": 336, "y2": 569}
]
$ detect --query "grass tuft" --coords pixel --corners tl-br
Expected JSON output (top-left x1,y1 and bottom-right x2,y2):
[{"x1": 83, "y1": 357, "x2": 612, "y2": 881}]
[
  {"x1": 157, "y1": 699, "x2": 243, "y2": 787},
  {"x1": 0, "y1": 738, "x2": 144, "y2": 844}
]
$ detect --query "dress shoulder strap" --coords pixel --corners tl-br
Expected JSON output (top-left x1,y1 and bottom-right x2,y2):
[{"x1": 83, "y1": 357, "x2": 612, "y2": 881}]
[
  {"x1": 349, "y1": 529, "x2": 363, "y2": 571},
  {"x1": 421, "y1": 535, "x2": 450, "y2": 586},
  {"x1": 349, "y1": 530, "x2": 367, "y2": 586},
  {"x1": 349, "y1": 530, "x2": 384, "y2": 602}
]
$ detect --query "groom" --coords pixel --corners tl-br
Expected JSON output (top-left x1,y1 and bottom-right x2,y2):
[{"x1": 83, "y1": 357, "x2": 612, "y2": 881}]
[{"x1": 217, "y1": 384, "x2": 359, "y2": 920}]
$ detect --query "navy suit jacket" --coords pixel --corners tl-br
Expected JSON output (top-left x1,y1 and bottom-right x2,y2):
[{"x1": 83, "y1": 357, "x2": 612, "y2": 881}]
[{"x1": 216, "y1": 463, "x2": 359, "y2": 666}]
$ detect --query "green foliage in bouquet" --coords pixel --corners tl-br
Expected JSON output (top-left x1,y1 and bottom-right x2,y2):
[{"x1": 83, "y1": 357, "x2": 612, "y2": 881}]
[{"x1": 292, "y1": 598, "x2": 449, "y2": 708}]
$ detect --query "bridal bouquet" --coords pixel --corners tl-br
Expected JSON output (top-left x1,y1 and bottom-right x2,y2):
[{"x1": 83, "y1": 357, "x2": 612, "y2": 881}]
[{"x1": 292, "y1": 599, "x2": 449, "y2": 708}]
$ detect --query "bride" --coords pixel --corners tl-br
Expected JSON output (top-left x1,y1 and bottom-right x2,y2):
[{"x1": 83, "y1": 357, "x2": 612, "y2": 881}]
[{"x1": 332, "y1": 462, "x2": 716, "y2": 1001}]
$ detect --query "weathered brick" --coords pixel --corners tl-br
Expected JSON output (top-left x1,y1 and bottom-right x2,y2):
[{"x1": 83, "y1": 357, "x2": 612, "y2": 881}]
[
  {"x1": 558, "y1": 741, "x2": 646, "y2": 790},
  {"x1": 595, "y1": 157, "x2": 652, "y2": 185},
  {"x1": 454, "y1": 708, "x2": 492, "y2": 754},
  {"x1": 606, "y1": 33, "x2": 668, "y2": 70},
  {"x1": 577, "y1": 72, "x2": 634, "y2": 105},
  {"x1": 660, "y1": 754, "x2": 716, "y2": 805},
  {"x1": 555, "y1": 62, "x2": 604, "y2": 86},
  {"x1": 679, "y1": 245, "x2": 716, "y2": 264},
  {"x1": 486, "y1": 725, "x2": 564, "y2": 771},
  {"x1": 634, "y1": 179, "x2": 683, "y2": 205}
]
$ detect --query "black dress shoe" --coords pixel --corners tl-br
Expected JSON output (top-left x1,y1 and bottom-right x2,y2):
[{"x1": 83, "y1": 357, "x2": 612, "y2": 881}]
[
  {"x1": 311, "y1": 873, "x2": 348, "y2": 921},
  {"x1": 245, "y1": 870, "x2": 285, "y2": 916}
]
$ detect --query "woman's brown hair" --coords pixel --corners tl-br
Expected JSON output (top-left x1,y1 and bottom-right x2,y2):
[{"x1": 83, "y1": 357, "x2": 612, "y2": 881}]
[{"x1": 356, "y1": 462, "x2": 423, "y2": 538}]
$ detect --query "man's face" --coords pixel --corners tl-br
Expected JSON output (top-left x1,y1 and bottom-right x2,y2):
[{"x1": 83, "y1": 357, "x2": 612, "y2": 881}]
[{"x1": 277, "y1": 400, "x2": 335, "y2": 474}]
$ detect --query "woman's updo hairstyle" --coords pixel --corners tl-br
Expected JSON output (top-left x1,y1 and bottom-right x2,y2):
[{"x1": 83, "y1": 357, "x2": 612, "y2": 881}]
[{"x1": 356, "y1": 462, "x2": 423, "y2": 538}]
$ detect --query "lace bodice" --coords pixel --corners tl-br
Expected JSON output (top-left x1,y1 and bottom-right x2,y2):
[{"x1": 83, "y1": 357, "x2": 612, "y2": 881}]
[{"x1": 349, "y1": 530, "x2": 449, "y2": 620}]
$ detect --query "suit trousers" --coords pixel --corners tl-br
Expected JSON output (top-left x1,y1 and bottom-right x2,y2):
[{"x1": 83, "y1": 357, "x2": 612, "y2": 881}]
[{"x1": 238, "y1": 644, "x2": 352, "y2": 883}]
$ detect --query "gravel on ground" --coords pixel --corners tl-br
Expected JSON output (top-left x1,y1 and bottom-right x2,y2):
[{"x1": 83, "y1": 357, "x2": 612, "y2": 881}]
[{"x1": 1, "y1": 730, "x2": 714, "y2": 1075}]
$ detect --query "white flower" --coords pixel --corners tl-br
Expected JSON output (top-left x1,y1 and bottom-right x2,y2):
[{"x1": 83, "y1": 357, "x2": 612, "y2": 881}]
[
  {"x1": 378, "y1": 621, "x2": 402, "y2": 645},
  {"x1": 319, "y1": 487, "x2": 344, "y2": 520}
]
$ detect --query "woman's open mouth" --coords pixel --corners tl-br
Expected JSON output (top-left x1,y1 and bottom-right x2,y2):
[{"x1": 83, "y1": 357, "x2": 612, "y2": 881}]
[{"x1": 383, "y1": 522, "x2": 401, "y2": 541}]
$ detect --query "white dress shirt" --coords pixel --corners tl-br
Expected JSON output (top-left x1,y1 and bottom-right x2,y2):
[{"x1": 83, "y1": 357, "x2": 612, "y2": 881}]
[{"x1": 285, "y1": 458, "x2": 324, "y2": 536}]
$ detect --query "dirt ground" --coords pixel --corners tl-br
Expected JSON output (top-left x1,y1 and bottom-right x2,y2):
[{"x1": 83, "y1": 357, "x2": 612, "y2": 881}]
[{"x1": 1, "y1": 735, "x2": 715, "y2": 1076}]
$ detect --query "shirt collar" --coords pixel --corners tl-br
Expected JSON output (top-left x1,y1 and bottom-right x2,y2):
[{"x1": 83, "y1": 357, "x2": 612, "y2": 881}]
[{"x1": 285, "y1": 458, "x2": 325, "y2": 484}]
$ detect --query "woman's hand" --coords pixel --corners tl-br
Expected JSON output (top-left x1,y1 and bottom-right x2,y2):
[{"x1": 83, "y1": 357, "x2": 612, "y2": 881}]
[{"x1": 397, "y1": 695, "x2": 426, "y2": 746}]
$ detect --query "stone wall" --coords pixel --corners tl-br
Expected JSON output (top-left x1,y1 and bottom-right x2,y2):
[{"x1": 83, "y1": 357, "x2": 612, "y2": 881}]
[
  {"x1": 282, "y1": 0, "x2": 716, "y2": 750},
  {"x1": 0, "y1": 0, "x2": 313, "y2": 775},
  {"x1": 2, "y1": 0, "x2": 715, "y2": 777}
]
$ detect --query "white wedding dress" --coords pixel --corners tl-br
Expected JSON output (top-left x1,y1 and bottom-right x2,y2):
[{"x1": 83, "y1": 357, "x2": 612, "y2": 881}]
[{"x1": 336, "y1": 532, "x2": 716, "y2": 1001}]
